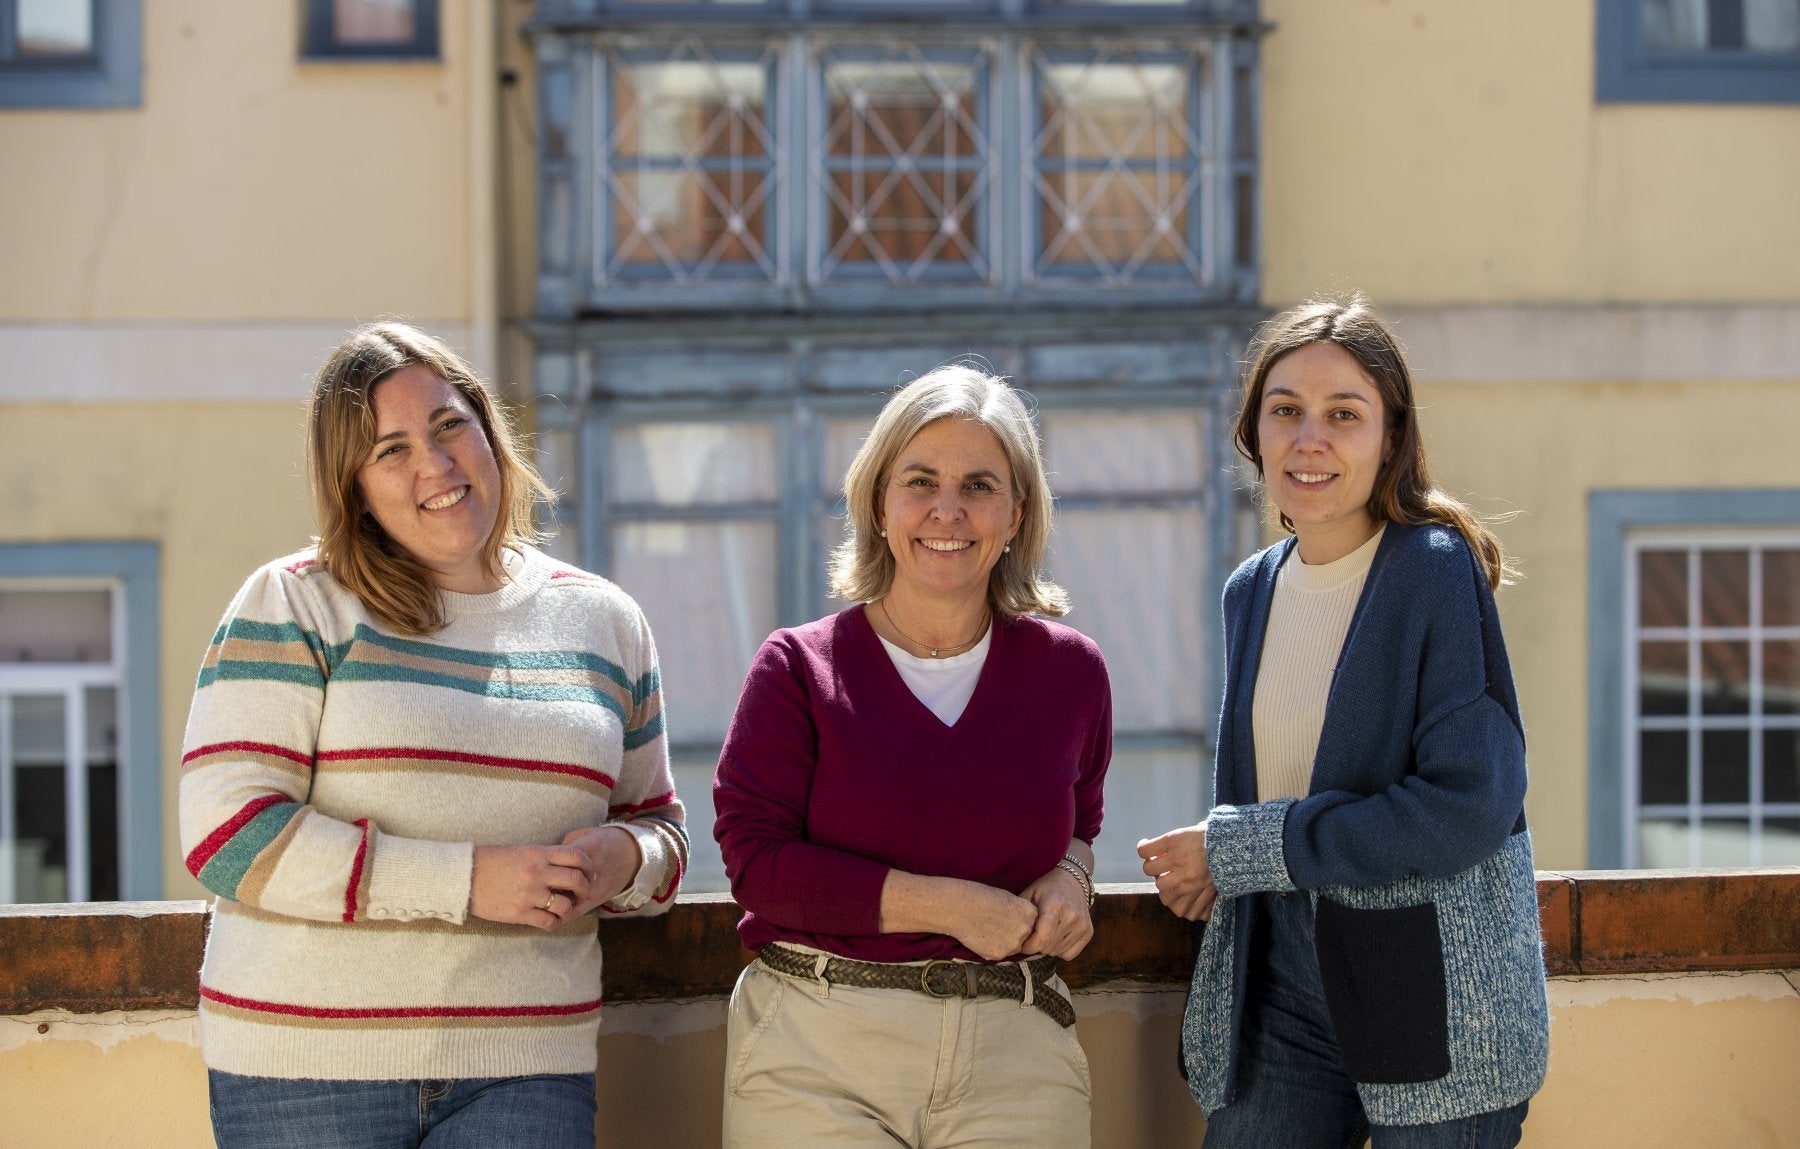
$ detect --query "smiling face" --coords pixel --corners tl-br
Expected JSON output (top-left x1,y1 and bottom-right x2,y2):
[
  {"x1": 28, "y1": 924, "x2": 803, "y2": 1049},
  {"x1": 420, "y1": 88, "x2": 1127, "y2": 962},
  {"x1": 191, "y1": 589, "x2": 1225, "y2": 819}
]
[
  {"x1": 1256, "y1": 341, "x2": 1390, "y2": 565},
  {"x1": 357, "y1": 363, "x2": 504, "y2": 593},
  {"x1": 878, "y1": 417, "x2": 1024, "y2": 606}
]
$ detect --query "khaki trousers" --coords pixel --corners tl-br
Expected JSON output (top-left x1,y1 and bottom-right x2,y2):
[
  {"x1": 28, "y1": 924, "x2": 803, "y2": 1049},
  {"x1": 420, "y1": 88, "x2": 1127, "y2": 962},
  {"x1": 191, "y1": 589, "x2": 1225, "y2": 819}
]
[{"x1": 722, "y1": 958, "x2": 1092, "y2": 1149}]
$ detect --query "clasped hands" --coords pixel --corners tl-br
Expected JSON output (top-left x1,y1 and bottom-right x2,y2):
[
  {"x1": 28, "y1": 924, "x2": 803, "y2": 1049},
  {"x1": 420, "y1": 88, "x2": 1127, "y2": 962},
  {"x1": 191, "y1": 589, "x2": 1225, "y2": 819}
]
[
  {"x1": 468, "y1": 825, "x2": 643, "y2": 930},
  {"x1": 1137, "y1": 823, "x2": 1218, "y2": 922},
  {"x1": 949, "y1": 865, "x2": 1096, "y2": 963}
]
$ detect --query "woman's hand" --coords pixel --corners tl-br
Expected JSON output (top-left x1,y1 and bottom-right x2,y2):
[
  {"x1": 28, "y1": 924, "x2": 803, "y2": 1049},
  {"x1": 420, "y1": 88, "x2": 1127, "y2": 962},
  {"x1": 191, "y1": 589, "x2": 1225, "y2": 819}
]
[
  {"x1": 880, "y1": 871, "x2": 1036, "y2": 961},
  {"x1": 1138, "y1": 824, "x2": 1218, "y2": 922},
  {"x1": 560, "y1": 824, "x2": 643, "y2": 915},
  {"x1": 469, "y1": 844, "x2": 595, "y2": 930},
  {"x1": 1019, "y1": 866, "x2": 1094, "y2": 960}
]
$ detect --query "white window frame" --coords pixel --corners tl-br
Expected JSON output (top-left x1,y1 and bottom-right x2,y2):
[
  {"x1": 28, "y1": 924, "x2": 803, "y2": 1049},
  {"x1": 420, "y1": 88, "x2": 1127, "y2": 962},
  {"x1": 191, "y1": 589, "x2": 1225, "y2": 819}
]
[{"x1": 1622, "y1": 526, "x2": 1800, "y2": 868}]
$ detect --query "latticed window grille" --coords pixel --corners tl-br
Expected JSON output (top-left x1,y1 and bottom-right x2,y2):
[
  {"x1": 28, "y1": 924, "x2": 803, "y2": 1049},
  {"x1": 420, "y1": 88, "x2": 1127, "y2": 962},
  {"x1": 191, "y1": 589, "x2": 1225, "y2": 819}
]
[
  {"x1": 595, "y1": 38, "x2": 785, "y2": 285},
  {"x1": 1027, "y1": 40, "x2": 1210, "y2": 286},
  {"x1": 813, "y1": 43, "x2": 998, "y2": 285}
]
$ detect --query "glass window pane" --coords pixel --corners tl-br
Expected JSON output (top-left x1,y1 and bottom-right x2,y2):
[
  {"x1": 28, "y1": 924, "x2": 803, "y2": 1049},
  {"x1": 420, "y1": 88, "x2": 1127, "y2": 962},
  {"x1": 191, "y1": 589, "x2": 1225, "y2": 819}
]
[
  {"x1": 535, "y1": 428, "x2": 578, "y2": 504},
  {"x1": 1746, "y1": 0, "x2": 1800, "y2": 48},
  {"x1": 1651, "y1": 0, "x2": 1800, "y2": 50},
  {"x1": 85, "y1": 685, "x2": 118, "y2": 901},
  {"x1": 1642, "y1": 0, "x2": 1711, "y2": 49},
  {"x1": 1041, "y1": 411, "x2": 1206, "y2": 496},
  {"x1": 1765, "y1": 729, "x2": 1799, "y2": 803},
  {"x1": 0, "y1": 588, "x2": 112, "y2": 664},
  {"x1": 818, "y1": 49, "x2": 992, "y2": 281},
  {"x1": 1697, "y1": 818, "x2": 1753, "y2": 866},
  {"x1": 1637, "y1": 818, "x2": 1689, "y2": 867},
  {"x1": 16, "y1": 0, "x2": 94, "y2": 56},
  {"x1": 1030, "y1": 50, "x2": 1205, "y2": 280},
  {"x1": 669, "y1": 755, "x2": 728, "y2": 894},
  {"x1": 1700, "y1": 550, "x2": 1750, "y2": 627},
  {"x1": 1699, "y1": 639, "x2": 1751, "y2": 715},
  {"x1": 601, "y1": 49, "x2": 779, "y2": 282},
  {"x1": 1766, "y1": 817, "x2": 1800, "y2": 865},
  {"x1": 8, "y1": 694, "x2": 68, "y2": 903},
  {"x1": 1701, "y1": 729, "x2": 1750, "y2": 803},
  {"x1": 610, "y1": 520, "x2": 778, "y2": 739},
  {"x1": 824, "y1": 418, "x2": 877, "y2": 496},
  {"x1": 1764, "y1": 549, "x2": 1800, "y2": 625},
  {"x1": 1090, "y1": 745, "x2": 1206, "y2": 884},
  {"x1": 1767, "y1": 639, "x2": 1799, "y2": 715},
  {"x1": 1640, "y1": 729, "x2": 1688, "y2": 805},
  {"x1": 331, "y1": 0, "x2": 416, "y2": 45},
  {"x1": 1051, "y1": 508, "x2": 1206, "y2": 731},
  {"x1": 1638, "y1": 640, "x2": 1689, "y2": 716},
  {"x1": 609, "y1": 422, "x2": 778, "y2": 506},
  {"x1": 1638, "y1": 549, "x2": 1688, "y2": 628}
]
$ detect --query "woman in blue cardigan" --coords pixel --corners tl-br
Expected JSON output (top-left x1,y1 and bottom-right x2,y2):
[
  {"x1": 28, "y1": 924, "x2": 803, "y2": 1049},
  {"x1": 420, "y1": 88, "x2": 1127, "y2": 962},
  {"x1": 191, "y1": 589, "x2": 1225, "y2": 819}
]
[{"x1": 1140, "y1": 295, "x2": 1548, "y2": 1148}]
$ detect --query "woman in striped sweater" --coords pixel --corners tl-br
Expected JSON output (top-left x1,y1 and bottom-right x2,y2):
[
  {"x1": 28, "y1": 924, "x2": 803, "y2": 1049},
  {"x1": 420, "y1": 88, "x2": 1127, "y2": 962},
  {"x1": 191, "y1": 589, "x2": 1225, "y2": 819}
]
[{"x1": 179, "y1": 323, "x2": 686, "y2": 1149}]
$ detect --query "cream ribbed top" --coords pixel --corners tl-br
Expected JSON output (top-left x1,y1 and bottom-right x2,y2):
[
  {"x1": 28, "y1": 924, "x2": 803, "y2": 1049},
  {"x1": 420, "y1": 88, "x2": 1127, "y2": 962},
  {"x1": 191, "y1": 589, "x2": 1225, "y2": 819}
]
[{"x1": 1251, "y1": 525, "x2": 1386, "y2": 802}]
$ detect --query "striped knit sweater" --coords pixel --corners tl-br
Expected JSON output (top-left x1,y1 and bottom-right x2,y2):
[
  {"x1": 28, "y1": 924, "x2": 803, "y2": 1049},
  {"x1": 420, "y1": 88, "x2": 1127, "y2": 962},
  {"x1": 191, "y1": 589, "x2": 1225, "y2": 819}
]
[{"x1": 178, "y1": 545, "x2": 687, "y2": 1080}]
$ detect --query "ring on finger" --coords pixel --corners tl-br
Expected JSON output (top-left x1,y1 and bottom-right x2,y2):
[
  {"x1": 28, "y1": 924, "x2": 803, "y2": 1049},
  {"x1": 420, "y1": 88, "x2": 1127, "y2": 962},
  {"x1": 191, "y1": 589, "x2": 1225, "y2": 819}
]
[{"x1": 541, "y1": 893, "x2": 557, "y2": 912}]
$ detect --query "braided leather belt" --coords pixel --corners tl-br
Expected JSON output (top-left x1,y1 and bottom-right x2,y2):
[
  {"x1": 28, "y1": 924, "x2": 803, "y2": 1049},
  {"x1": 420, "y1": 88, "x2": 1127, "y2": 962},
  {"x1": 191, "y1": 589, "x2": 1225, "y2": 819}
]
[{"x1": 756, "y1": 943, "x2": 1076, "y2": 1028}]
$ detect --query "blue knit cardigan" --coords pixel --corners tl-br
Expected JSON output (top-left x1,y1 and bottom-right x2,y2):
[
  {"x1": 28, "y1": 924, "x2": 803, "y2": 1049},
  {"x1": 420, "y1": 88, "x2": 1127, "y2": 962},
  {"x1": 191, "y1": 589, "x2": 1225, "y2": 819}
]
[{"x1": 1180, "y1": 523, "x2": 1550, "y2": 1125}]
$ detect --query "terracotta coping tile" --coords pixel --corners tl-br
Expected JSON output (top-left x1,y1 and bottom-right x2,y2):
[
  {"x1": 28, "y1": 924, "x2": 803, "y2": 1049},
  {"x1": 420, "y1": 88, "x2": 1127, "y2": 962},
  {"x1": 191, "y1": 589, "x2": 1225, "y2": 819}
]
[{"x1": 4, "y1": 872, "x2": 1797, "y2": 1014}]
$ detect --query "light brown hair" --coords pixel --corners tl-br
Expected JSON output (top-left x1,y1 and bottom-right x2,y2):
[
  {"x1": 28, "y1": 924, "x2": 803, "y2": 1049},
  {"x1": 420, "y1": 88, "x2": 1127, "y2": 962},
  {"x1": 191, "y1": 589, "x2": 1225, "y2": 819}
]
[
  {"x1": 829, "y1": 363, "x2": 1069, "y2": 618},
  {"x1": 306, "y1": 322, "x2": 554, "y2": 634},
  {"x1": 1234, "y1": 294, "x2": 1514, "y2": 589}
]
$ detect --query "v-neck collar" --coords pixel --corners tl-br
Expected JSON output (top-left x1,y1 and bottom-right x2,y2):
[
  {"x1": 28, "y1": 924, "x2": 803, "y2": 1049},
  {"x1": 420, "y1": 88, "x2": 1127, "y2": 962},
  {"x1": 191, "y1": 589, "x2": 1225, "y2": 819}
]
[{"x1": 851, "y1": 603, "x2": 1002, "y2": 733}]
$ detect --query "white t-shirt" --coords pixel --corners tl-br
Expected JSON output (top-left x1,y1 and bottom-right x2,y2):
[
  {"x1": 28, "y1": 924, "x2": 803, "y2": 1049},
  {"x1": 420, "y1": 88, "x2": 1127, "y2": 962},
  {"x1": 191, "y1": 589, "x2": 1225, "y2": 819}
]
[{"x1": 877, "y1": 627, "x2": 993, "y2": 726}]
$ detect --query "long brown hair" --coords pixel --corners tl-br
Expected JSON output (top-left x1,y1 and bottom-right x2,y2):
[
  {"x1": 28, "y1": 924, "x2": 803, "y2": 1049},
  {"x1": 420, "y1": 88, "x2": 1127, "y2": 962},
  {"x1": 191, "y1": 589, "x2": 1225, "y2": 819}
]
[
  {"x1": 306, "y1": 322, "x2": 554, "y2": 634},
  {"x1": 1233, "y1": 294, "x2": 1515, "y2": 589}
]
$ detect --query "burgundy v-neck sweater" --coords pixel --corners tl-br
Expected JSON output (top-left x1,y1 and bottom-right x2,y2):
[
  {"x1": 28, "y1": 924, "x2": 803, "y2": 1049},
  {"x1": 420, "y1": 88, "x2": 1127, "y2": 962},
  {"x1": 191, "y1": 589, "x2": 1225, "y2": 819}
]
[{"x1": 713, "y1": 605, "x2": 1112, "y2": 963}]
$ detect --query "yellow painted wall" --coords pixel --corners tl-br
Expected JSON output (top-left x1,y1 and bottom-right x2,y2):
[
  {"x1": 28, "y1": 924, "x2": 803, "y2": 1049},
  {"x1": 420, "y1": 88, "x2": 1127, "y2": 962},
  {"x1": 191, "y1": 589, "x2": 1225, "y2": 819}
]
[
  {"x1": 7, "y1": 974, "x2": 1798, "y2": 1147},
  {"x1": 1260, "y1": 0, "x2": 1800, "y2": 304},
  {"x1": 0, "y1": 1, "x2": 490, "y2": 322},
  {"x1": 2, "y1": 405, "x2": 314, "y2": 899}
]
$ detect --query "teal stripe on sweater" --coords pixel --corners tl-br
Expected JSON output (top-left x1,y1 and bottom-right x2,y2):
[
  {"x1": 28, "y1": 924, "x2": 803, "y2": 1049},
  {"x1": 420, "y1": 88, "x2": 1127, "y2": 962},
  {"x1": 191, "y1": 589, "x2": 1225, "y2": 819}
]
[
  {"x1": 622, "y1": 711, "x2": 664, "y2": 751},
  {"x1": 345, "y1": 624, "x2": 642, "y2": 692},
  {"x1": 197, "y1": 660, "x2": 328, "y2": 690},
  {"x1": 198, "y1": 802, "x2": 303, "y2": 899},
  {"x1": 332, "y1": 660, "x2": 629, "y2": 721}
]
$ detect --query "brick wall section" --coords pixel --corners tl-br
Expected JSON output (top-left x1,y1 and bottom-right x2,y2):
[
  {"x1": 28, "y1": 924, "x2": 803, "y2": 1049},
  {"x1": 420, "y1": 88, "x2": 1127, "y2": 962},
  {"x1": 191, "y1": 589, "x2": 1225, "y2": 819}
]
[{"x1": 4, "y1": 872, "x2": 1797, "y2": 1014}]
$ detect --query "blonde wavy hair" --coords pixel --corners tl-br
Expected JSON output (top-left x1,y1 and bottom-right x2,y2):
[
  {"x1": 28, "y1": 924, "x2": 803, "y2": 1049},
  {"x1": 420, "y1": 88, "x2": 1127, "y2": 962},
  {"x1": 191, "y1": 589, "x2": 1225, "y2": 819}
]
[
  {"x1": 829, "y1": 363, "x2": 1069, "y2": 618},
  {"x1": 306, "y1": 322, "x2": 554, "y2": 635}
]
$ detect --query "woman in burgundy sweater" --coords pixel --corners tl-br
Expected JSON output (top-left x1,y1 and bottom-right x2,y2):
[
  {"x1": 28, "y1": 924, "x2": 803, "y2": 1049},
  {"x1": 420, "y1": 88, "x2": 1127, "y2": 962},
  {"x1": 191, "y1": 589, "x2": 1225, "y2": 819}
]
[{"x1": 713, "y1": 364, "x2": 1113, "y2": 1148}]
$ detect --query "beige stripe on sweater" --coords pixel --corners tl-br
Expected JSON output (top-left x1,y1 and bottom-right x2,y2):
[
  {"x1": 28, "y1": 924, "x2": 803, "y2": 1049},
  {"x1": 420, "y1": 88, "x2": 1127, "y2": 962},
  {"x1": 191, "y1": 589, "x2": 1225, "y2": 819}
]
[{"x1": 1252, "y1": 526, "x2": 1385, "y2": 802}]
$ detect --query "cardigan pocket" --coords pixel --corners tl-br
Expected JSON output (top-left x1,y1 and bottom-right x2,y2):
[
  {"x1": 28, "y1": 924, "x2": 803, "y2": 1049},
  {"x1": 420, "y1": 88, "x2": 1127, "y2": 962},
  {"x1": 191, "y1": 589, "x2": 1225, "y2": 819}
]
[{"x1": 1312, "y1": 896, "x2": 1452, "y2": 1085}]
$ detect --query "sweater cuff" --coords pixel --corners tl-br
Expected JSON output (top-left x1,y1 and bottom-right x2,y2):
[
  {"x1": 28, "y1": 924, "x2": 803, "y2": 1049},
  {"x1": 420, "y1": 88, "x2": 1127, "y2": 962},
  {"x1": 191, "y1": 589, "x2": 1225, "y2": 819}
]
[
  {"x1": 604, "y1": 821, "x2": 674, "y2": 912},
  {"x1": 1205, "y1": 800, "x2": 1298, "y2": 899},
  {"x1": 366, "y1": 834, "x2": 473, "y2": 925}
]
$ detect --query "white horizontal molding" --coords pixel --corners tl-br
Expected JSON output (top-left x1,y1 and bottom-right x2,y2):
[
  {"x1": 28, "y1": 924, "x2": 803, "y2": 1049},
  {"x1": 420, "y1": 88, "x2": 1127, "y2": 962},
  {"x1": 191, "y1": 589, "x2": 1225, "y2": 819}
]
[
  {"x1": 0, "y1": 321, "x2": 486, "y2": 403},
  {"x1": 1383, "y1": 304, "x2": 1800, "y2": 384}
]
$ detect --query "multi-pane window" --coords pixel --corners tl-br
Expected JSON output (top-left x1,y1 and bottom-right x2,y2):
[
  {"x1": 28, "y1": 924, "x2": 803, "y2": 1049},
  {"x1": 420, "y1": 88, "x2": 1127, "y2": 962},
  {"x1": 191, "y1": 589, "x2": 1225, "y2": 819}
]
[
  {"x1": 302, "y1": 0, "x2": 439, "y2": 59},
  {"x1": 1628, "y1": 538, "x2": 1800, "y2": 867},
  {"x1": 538, "y1": 14, "x2": 1254, "y2": 311},
  {"x1": 0, "y1": 585, "x2": 122, "y2": 903},
  {"x1": 1598, "y1": 0, "x2": 1800, "y2": 101}
]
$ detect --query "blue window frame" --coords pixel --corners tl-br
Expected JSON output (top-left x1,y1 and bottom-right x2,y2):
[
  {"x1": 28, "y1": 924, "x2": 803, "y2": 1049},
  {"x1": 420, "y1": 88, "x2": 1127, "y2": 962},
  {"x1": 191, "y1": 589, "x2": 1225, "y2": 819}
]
[
  {"x1": 0, "y1": 0, "x2": 140, "y2": 109},
  {"x1": 302, "y1": 0, "x2": 439, "y2": 61},
  {"x1": 1589, "y1": 490, "x2": 1800, "y2": 868},
  {"x1": 0, "y1": 542, "x2": 160, "y2": 901},
  {"x1": 1597, "y1": 0, "x2": 1800, "y2": 102}
]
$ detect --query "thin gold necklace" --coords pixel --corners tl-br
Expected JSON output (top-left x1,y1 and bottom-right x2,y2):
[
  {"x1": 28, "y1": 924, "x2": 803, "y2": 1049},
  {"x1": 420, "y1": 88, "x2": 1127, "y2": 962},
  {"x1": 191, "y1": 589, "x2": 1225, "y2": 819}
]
[{"x1": 876, "y1": 599, "x2": 989, "y2": 659}]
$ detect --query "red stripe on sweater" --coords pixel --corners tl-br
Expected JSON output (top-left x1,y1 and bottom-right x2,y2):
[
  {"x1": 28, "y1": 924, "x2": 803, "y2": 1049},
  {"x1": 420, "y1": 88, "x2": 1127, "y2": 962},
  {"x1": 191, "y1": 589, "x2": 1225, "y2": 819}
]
[
  {"x1": 549, "y1": 570, "x2": 602, "y2": 582},
  {"x1": 199, "y1": 986, "x2": 604, "y2": 1020},
  {"x1": 182, "y1": 740, "x2": 313, "y2": 768},
  {"x1": 185, "y1": 794, "x2": 289, "y2": 876},
  {"x1": 608, "y1": 790, "x2": 676, "y2": 816},
  {"x1": 344, "y1": 818, "x2": 370, "y2": 923},
  {"x1": 316, "y1": 746, "x2": 615, "y2": 789},
  {"x1": 284, "y1": 558, "x2": 317, "y2": 574}
]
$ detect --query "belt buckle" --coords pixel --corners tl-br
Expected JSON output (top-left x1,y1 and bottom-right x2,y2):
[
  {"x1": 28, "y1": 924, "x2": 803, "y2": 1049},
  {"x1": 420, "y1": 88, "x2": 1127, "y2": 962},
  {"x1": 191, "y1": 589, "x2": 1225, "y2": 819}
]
[{"x1": 919, "y1": 959, "x2": 963, "y2": 998}]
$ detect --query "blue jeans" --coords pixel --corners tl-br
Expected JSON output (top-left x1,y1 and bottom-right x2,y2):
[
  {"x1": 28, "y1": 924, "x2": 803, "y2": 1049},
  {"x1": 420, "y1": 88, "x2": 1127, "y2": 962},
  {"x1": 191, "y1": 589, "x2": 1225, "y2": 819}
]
[
  {"x1": 208, "y1": 1070, "x2": 597, "y2": 1149},
  {"x1": 1201, "y1": 893, "x2": 1528, "y2": 1149}
]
